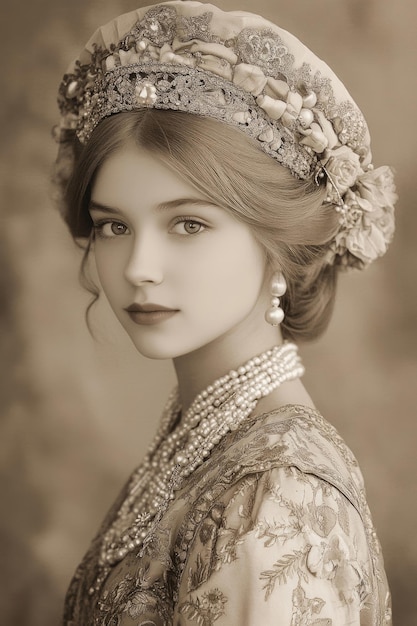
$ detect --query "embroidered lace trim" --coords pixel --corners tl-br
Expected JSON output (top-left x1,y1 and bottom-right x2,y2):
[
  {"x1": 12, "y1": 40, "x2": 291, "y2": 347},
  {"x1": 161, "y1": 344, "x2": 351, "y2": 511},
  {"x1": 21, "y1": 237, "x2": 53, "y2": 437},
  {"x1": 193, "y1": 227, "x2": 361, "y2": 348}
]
[{"x1": 83, "y1": 63, "x2": 316, "y2": 180}]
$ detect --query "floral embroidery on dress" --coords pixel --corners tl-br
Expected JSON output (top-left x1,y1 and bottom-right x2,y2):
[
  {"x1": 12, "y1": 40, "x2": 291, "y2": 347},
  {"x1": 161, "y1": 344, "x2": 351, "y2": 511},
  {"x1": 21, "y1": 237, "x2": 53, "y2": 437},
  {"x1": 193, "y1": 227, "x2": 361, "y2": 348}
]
[
  {"x1": 63, "y1": 406, "x2": 391, "y2": 626},
  {"x1": 97, "y1": 566, "x2": 174, "y2": 625},
  {"x1": 260, "y1": 546, "x2": 311, "y2": 598},
  {"x1": 180, "y1": 468, "x2": 373, "y2": 625},
  {"x1": 291, "y1": 583, "x2": 330, "y2": 626},
  {"x1": 179, "y1": 588, "x2": 228, "y2": 625}
]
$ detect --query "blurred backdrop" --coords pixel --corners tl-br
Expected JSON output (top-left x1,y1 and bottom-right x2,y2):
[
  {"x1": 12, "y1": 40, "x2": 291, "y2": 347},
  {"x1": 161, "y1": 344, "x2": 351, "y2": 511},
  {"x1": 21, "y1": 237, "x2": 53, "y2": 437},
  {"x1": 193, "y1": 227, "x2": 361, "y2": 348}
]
[{"x1": 1, "y1": 0, "x2": 417, "y2": 623}]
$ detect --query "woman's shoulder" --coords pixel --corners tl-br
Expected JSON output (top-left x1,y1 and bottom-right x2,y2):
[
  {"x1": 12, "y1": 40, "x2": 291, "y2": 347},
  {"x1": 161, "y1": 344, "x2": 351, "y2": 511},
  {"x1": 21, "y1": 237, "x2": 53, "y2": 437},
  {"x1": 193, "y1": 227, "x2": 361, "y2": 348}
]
[
  {"x1": 179, "y1": 403, "x2": 375, "y2": 560},
  {"x1": 176, "y1": 403, "x2": 385, "y2": 573},
  {"x1": 176, "y1": 406, "x2": 392, "y2": 625},
  {"x1": 218, "y1": 404, "x2": 366, "y2": 507}
]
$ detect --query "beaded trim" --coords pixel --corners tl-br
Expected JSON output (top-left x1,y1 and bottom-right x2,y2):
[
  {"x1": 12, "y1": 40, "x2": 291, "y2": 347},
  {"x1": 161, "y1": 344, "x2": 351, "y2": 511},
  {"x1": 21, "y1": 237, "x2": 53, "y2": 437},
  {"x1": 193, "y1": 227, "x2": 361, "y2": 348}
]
[{"x1": 85, "y1": 63, "x2": 316, "y2": 179}]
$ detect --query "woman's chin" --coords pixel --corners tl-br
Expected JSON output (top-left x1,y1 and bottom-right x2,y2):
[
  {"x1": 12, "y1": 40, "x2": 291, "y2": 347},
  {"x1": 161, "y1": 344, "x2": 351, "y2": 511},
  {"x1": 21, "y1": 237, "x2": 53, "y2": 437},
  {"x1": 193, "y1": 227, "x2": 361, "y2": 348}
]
[{"x1": 124, "y1": 331, "x2": 192, "y2": 361}]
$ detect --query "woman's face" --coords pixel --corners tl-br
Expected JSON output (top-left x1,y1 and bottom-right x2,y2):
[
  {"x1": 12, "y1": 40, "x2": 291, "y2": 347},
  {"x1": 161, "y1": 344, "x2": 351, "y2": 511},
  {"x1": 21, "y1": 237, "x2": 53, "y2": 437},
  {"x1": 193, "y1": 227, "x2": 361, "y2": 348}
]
[{"x1": 89, "y1": 142, "x2": 270, "y2": 360}]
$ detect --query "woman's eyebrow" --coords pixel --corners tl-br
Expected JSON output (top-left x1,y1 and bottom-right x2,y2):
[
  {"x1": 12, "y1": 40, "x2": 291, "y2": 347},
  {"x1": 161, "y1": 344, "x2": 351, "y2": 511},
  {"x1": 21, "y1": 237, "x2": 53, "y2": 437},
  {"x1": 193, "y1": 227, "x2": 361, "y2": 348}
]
[
  {"x1": 155, "y1": 198, "x2": 219, "y2": 212},
  {"x1": 89, "y1": 198, "x2": 218, "y2": 214},
  {"x1": 89, "y1": 201, "x2": 120, "y2": 214}
]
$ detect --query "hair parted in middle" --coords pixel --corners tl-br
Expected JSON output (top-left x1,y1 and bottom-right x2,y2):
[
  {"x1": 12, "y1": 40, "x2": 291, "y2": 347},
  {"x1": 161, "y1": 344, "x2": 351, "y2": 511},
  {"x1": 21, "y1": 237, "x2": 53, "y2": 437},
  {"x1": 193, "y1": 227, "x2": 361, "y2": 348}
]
[{"x1": 61, "y1": 110, "x2": 341, "y2": 342}]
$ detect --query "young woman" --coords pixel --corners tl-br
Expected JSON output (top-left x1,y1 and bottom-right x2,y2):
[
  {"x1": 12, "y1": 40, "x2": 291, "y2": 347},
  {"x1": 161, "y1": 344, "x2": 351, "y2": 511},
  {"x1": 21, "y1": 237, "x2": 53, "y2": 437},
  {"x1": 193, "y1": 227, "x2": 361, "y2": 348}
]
[{"x1": 54, "y1": 2, "x2": 396, "y2": 624}]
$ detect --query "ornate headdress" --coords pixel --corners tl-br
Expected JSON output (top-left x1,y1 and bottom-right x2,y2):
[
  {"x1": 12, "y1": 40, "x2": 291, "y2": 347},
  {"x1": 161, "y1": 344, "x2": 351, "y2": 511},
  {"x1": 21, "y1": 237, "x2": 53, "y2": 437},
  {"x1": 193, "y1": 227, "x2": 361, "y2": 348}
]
[{"x1": 55, "y1": 0, "x2": 396, "y2": 269}]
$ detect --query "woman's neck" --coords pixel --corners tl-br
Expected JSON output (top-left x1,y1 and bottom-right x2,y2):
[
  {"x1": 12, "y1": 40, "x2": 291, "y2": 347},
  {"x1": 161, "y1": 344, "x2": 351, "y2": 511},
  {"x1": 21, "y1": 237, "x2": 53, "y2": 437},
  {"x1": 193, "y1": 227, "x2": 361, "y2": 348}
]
[
  {"x1": 173, "y1": 324, "x2": 284, "y2": 413},
  {"x1": 173, "y1": 331, "x2": 316, "y2": 418}
]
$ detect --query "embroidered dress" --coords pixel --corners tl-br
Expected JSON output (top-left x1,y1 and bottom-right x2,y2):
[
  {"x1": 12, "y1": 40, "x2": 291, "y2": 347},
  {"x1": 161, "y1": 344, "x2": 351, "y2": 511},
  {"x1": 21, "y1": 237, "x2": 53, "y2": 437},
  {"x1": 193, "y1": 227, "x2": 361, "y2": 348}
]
[{"x1": 63, "y1": 405, "x2": 392, "y2": 625}]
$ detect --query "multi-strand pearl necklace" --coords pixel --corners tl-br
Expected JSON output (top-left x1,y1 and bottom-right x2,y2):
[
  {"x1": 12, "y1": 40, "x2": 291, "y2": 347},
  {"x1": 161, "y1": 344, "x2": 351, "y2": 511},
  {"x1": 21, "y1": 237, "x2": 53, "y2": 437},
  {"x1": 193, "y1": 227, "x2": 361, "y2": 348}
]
[{"x1": 98, "y1": 342, "x2": 304, "y2": 573}]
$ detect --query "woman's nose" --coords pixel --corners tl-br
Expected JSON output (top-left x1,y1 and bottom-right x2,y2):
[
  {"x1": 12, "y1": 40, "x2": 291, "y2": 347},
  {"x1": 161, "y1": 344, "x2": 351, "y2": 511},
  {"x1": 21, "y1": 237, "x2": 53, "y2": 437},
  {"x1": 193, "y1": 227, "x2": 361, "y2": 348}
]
[{"x1": 123, "y1": 234, "x2": 163, "y2": 286}]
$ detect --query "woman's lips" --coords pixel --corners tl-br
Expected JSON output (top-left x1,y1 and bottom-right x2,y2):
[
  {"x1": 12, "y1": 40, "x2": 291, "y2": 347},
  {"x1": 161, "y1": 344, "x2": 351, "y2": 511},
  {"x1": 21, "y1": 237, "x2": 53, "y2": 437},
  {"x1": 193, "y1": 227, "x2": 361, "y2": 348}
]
[{"x1": 124, "y1": 303, "x2": 178, "y2": 326}]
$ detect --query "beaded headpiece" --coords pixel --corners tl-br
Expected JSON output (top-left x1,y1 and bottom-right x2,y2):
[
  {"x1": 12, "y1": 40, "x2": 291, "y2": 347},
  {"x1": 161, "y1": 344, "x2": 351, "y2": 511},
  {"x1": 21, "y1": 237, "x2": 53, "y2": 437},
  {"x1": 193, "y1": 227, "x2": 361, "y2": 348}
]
[{"x1": 55, "y1": 0, "x2": 396, "y2": 269}]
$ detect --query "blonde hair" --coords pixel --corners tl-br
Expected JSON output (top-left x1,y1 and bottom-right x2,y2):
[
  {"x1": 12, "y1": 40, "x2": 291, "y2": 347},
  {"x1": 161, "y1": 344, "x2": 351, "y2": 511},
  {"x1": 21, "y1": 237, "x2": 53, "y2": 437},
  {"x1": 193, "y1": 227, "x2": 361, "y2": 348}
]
[{"x1": 60, "y1": 110, "x2": 341, "y2": 342}]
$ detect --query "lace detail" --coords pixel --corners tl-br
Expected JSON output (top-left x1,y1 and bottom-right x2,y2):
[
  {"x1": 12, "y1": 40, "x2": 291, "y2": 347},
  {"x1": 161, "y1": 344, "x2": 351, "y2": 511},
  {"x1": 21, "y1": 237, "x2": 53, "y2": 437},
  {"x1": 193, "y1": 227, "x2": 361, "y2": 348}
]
[
  {"x1": 62, "y1": 405, "x2": 391, "y2": 626},
  {"x1": 125, "y1": 5, "x2": 178, "y2": 47},
  {"x1": 235, "y1": 28, "x2": 295, "y2": 78},
  {"x1": 87, "y1": 62, "x2": 316, "y2": 178},
  {"x1": 179, "y1": 11, "x2": 221, "y2": 43}
]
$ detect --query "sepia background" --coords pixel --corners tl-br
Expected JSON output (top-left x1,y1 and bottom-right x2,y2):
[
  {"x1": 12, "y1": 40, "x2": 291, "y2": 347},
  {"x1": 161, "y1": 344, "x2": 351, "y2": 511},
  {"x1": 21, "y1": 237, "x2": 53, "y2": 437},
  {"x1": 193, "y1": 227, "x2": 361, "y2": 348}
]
[{"x1": 1, "y1": 0, "x2": 416, "y2": 623}]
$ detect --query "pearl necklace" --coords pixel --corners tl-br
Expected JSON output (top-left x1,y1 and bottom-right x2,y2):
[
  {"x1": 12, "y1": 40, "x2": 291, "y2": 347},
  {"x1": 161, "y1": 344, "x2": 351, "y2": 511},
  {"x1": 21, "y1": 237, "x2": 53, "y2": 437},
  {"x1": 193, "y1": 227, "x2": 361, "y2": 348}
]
[{"x1": 97, "y1": 342, "x2": 304, "y2": 575}]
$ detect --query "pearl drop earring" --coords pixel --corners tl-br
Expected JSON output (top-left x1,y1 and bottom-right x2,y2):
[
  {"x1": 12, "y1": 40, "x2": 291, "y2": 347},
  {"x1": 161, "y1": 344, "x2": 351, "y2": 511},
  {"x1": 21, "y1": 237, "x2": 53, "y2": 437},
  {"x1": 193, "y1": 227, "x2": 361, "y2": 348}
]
[{"x1": 265, "y1": 271, "x2": 287, "y2": 326}]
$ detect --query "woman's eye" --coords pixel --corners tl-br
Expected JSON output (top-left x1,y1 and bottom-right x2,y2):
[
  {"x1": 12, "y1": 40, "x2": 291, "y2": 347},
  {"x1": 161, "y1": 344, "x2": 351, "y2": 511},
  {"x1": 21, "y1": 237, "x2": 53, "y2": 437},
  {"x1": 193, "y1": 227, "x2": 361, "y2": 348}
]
[
  {"x1": 171, "y1": 220, "x2": 206, "y2": 235},
  {"x1": 94, "y1": 221, "x2": 130, "y2": 238}
]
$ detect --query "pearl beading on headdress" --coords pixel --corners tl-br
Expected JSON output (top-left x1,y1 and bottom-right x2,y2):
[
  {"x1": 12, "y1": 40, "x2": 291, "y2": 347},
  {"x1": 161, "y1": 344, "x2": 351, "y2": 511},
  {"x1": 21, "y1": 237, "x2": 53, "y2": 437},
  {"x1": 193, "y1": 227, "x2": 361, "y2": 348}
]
[
  {"x1": 91, "y1": 343, "x2": 303, "y2": 592},
  {"x1": 86, "y1": 62, "x2": 317, "y2": 179}
]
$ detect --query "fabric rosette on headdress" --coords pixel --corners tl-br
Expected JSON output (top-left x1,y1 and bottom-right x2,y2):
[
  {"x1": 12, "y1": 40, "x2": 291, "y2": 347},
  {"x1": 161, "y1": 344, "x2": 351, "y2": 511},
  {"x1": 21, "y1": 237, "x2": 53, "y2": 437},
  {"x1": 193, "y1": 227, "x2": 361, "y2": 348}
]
[
  {"x1": 326, "y1": 164, "x2": 397, "y2": 268},
  {"x1": 55, "y1": 0, "x2": 397, "y2": 270}
]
